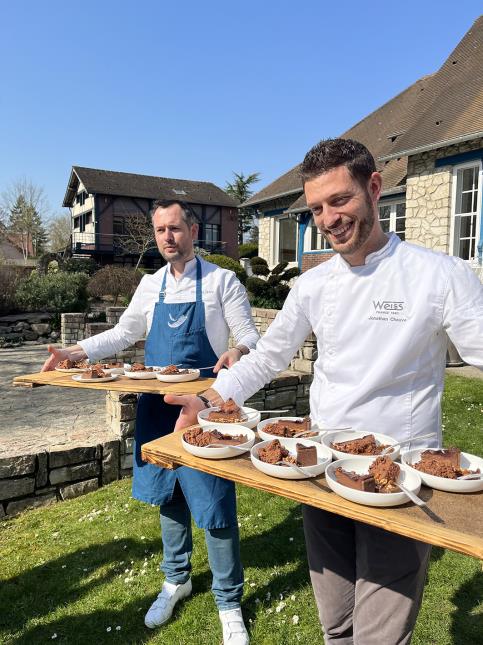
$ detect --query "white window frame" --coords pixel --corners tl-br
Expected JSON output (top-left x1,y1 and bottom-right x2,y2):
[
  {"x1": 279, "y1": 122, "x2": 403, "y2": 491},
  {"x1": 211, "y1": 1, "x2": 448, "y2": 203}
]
[
  {"x1": 271, "y1": 215, "x2": 298, "y2": 267},
  {"x1": 449, "y1": 160, "x2": 482, "y2": 263},
  {"x1": 378, "y1": 199, "x2": 406, "y2": 239},
  {"x1": 303, "y1": 220, "x2": 331, "y2": 252}
]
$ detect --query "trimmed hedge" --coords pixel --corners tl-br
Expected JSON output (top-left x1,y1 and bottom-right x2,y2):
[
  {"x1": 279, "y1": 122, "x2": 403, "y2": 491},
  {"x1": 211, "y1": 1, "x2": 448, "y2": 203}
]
[{"x1": 205, "y1": 254, "x2": 247, "y2": 284}]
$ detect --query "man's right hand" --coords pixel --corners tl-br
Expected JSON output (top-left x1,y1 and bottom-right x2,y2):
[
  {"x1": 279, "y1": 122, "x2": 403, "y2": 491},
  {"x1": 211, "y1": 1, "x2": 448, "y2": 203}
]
[
  {"x1": 41, "y1": 345, "x2": 70, "y2": 372},
  {"x1": 164, "y1": 393, "x2": 207, "y2": 431}
]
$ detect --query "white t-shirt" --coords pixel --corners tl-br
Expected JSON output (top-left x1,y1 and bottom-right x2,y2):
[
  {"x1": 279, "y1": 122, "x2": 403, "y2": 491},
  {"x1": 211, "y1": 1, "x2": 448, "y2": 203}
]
[
  {"x1": 215, "y1": 234, "x2": 483, "y2": 449},
  {"x1": 79, "y1": 257, "x2": 259, "y2": 360}
]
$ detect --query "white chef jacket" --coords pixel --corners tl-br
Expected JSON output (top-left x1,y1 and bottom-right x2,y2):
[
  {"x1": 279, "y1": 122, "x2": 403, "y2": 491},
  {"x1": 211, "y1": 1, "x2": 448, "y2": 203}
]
[
  {"x1": 215, "y1": 234, "x2": 483, "y2": 450},
  {"x1": 79, "y1": 257, "x2": 259, "y2": 361}
]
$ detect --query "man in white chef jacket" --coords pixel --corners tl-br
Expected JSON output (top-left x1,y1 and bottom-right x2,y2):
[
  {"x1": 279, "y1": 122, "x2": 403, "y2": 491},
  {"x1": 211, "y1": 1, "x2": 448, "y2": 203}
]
[
  {"x1": 166, "y1": 139, "x2": 483, "y2": 644},
  {"x1": 42, "y1": 200, "x2": 259, "y2": 644}
]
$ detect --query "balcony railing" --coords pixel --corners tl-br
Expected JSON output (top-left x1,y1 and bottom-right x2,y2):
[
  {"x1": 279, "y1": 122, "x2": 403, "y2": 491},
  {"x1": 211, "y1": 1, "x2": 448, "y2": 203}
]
[{"x1": 71, "y1": 232, "x2": 226, "y2": 255}]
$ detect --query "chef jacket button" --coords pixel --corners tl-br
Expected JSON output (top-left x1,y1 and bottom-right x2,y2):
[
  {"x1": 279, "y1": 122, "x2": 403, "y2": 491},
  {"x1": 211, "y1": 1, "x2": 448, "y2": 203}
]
[
  {"x1": 328, "y1": 348, "x2": 335, "y2": 356},
  {"x1": 327, "y1": 308, "x2": 333, "y2": 316}
]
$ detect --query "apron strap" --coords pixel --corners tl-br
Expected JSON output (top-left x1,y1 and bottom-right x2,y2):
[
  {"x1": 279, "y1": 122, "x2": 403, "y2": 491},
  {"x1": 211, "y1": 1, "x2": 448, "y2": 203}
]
[
  {"x1": 159, "y1": 267, "x2": 168, "y2": 303},
  {"x1": 195, "y1": 257, "x2": 202, "y2": 303}
]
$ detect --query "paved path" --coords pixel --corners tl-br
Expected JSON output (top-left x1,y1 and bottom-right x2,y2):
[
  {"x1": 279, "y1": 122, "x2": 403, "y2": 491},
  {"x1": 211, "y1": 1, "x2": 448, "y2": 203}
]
[
  {"x1": 0, "y1": 346, "x2": 113, "y2": 457},
  {"x1": 0, "y1": 346, "x2": 481, "y2": 458}
]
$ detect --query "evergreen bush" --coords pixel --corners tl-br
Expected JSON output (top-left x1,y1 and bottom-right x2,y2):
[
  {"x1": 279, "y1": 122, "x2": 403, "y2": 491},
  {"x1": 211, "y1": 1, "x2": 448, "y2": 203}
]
[
  {"x1": 205, "y1": 254, "x2": 247, "y2": 284},
  {"x1": 16, "y1": 271, "x2": 89, "y2": 313},
  {"x1": 87, "y1": 266, "x2": 143, "y2": 306},
  {"x1": 246, "y1": 259, "x2": 299, "y2": 309},
  {"x1": 238, "y1": 242, "x2": 258, "y2": 259}
]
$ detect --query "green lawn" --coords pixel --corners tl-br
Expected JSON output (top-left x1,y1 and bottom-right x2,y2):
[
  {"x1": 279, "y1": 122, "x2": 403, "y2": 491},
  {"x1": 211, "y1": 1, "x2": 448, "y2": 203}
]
[{"x1": 0, "y1": 375, "x2": 481, "y2": 645}]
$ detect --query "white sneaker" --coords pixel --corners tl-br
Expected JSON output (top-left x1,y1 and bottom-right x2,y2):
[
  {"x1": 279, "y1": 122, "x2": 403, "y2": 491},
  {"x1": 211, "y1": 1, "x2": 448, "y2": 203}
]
[
  {"x1": 219, "y1": 608, "x2": 249, "y2": 645},
  {"x1": 144, "y1": 579, "x2": 192, "y2": 629}
]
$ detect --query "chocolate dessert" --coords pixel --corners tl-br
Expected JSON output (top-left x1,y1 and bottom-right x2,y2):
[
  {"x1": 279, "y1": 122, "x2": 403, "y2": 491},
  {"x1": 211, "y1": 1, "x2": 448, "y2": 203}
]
[
  {"x1": 331, "y1": 434, "x2": 390, "y2": 455},
  {"x1": 335, "y1": 468, "x2": 376, "y2": 492},
  {"x1": 183, "y1": 426, "x2": 247, "y2": 448},
  {"x1": 296, "y1": 443, "x2": 317, "y2": 466},
  {"x1": 413, "y1": 447, "x2": 479, "y2": 479},
  {"x1": 80, "y1": 365, "x2": 107, "y2": 380},
  {"x1": 159, "y1": 364, "x2": 182, "y2": 375},
  {"x1": 207, "y1": 399, "x2": 246, "y2": 423},
  {"x1": 58, "y1": 359, "x2": 88, "y2": 369},
  {"x1": 263, "y1": 417, "x2": 315, "y2": 438},
  {"x1": 129, "y1": 363, "x2": 154, "y2": 372},
  {"x1": 98, "y1": 361, "x2": 122, "y2": 369},
  {"x1": 369, "y1": 457, "x2": 400, "y2": 493},
  {"x1": 258, "y1": 439, "x2": 296, "y2": 465}
]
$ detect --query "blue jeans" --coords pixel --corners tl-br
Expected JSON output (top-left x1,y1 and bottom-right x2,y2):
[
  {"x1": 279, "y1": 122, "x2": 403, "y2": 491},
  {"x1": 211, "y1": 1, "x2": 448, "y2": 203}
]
[{"x1": 159, "y1": 483, "x2": 244, "y2": 610}]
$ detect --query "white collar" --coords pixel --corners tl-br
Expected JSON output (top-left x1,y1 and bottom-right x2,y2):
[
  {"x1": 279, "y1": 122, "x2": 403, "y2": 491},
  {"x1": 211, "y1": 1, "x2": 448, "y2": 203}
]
[{"x1": 337, "y1": 233, "x2": 400, "y2": 270}]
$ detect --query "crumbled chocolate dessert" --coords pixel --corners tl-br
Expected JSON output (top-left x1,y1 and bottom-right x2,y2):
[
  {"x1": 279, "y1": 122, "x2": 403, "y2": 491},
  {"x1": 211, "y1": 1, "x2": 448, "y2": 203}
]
[
  {"x1": 369, "y1": 457, "x2": 400, "y2": 493},
  {"x1": 207, "y1": 399, "x2": 246, "y2": 423},
  {"x1": 413, "y1": 447, "x2": 479, "y2": 479},
  {"x1": 331, "y1": 434, "x2": 390, "y2": 455},
  {"x1": 258, "y1": 439, "x2": 296, "y2": 465},
  {"x1": 263, "y1": 417, "x2": 314, "y2": 438},
  {"x1": 183, "y1": 426, "x2": 247, "y2": 447}
]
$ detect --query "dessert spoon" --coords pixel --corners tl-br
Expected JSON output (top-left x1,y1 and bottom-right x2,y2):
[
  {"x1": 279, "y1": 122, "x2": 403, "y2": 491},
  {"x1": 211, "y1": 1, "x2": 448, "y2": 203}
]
[
  {"x1": 380, "y1": 432, "x2": 437, "y2": 456},
  {"x1": 206, "y1": 443, "x2": 249, "y2": 452},
  {"x1": 457, "y1": 473, "x2": 483, "y2": 480},
  {"x1": 396, "y1": 482, "x2": 427, "y2": 507},
  {"x1": 294, "y1": 426, "x2": 352, "y2": 438}
]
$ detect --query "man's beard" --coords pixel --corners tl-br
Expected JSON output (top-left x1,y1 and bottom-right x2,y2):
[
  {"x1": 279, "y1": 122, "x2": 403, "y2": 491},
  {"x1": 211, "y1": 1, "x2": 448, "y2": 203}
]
[{"x1": 323, "y1": 194, "x2": 375, "y2": 256}]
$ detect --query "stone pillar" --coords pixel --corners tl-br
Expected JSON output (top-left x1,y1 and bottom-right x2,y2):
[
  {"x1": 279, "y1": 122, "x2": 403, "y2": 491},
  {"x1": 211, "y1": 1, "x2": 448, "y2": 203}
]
[
  {"x1": 106, "y1": 392, "x2": 137, "y2": 476},
  {"x1": 61, "y1": 313, "x2": 86, "y2": 347}
]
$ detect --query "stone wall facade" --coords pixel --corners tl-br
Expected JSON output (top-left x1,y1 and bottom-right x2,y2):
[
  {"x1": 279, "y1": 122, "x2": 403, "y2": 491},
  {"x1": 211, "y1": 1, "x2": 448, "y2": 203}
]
[
  {"x1": 0, "y1": 312, "x2": 59, "y2": 348},
  {"x1": 405, "y1": 137, "x2": 483, "y2": 253}
]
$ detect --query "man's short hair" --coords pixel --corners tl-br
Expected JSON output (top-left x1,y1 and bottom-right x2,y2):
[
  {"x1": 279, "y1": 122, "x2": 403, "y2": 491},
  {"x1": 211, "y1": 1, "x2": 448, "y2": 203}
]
[
  {"x1": 150, "y1": 199, "x2": 199, "y2": 227},
  {"x1": 300, "y1": 138, "x2": 376, "y2": 187}
]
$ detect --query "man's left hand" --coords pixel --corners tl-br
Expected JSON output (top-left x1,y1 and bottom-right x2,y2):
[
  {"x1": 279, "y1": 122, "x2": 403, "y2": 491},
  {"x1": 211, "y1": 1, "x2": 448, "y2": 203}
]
[
  {"x1": 213, "y1": 348, "x2": 243, "y2": 373},
  {"x1": 164, "y1": 394, "x2": 205, "y2": 431}
]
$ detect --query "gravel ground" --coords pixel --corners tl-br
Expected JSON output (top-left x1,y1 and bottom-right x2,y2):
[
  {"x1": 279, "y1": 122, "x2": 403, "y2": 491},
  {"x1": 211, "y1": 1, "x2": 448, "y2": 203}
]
[{"x1": 0, "y1": 345, "x2": 110, "y2": 456}]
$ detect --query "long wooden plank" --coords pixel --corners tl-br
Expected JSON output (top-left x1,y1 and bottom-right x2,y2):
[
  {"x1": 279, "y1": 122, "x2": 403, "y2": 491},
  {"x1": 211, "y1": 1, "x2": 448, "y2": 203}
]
[
  {"x1": 13, "y1": 371, "x2": 215, "y2": 395},
  {"x1": 142, "y1": 430, "x2": 483, "y2": 560}
]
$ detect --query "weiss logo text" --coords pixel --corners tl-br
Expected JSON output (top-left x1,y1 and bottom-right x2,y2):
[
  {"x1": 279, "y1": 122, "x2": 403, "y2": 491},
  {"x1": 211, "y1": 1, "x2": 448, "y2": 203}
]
[{"x1": 373, "y1": 300, "x2": 404, "y2": 312}]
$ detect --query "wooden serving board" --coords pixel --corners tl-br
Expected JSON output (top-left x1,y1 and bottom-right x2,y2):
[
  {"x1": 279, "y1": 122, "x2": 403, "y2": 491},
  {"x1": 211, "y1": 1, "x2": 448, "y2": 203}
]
[
  {"x1": 142, "y1": 429, "x2": 483, "y2": 560},
  {"x1": 13, "y1": 371, "x2": 215, "y2": 395}
]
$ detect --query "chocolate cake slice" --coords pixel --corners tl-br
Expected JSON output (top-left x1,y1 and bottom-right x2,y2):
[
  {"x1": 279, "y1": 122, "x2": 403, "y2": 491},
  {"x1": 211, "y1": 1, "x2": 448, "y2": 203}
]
[
  {"x1": 263, "y1": 417, "x2": 313, "y2": 437},
  {"x1": 335, "y1": 468, "x2": 376, "y2": 492},
  {"x1": 296, "y1": 443, "x2": 317, "y2": 466},
  {"x1": 207, "y1": 399, "x2": 246, "y2": 423}
]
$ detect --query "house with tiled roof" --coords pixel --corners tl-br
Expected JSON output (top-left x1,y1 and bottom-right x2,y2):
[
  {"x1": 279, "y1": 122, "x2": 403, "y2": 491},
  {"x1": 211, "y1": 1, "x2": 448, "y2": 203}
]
[
  {"x1": 63, "y1": 167, "x2": 239, "y2": 269},
  {"x1": 247, "y1": 16, "x2": 483, "y2": 275}
]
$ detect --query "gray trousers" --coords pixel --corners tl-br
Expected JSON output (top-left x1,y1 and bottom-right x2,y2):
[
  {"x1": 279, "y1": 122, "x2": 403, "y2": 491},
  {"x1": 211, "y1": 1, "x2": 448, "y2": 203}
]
[{"x1": 302, "y1": 506, "x2": 431, "y2": 645}]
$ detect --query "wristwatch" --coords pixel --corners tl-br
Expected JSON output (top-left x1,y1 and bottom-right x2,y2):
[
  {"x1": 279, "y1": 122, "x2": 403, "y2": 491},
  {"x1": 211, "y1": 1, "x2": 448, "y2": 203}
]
[{"x1": 196, "y1": 394, "x2": 212, "y2": 408}]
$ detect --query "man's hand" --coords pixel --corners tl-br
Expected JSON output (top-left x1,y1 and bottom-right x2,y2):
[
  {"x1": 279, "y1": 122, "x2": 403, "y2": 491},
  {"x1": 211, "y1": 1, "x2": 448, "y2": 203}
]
[
  {"x1": 213, "y1": 347, "x2": 245, "y2": 373},
  {"x1": 41, "y1": 345, "x2": 70, "y2": 372},
  {"x1": 164, "y1": 394, "x2": 206, "y2": 431}
]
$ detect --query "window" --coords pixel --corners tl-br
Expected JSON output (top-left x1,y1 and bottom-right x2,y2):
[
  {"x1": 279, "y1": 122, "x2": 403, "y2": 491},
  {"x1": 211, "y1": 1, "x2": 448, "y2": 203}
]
[
  {"x1": 451, "y1": 162, "x2": 481, "y2": 261},
  {"x1": 278, "y1": 217, "x2": 297, "y2": 263},
  {"x1": 113, "y1": 218, "x2": 124, "y2": 235},
  {"x1": 204, "y1": 223, "x2": 220, "y2": 243},
  {"x1": 73, "y1": 216, "x2": 81, "y2": 230},
  {"x1": 85, "y1": 211, "x2": 93, "y2": 225},
  {"x1": 378, "y1": 200, "x2": 406, "y2": 241},
  {"x1": 76, "y1": 191, "x2": 87, "y2": 206},
  {"x1": 304, "y1": 221, "x2": 331, "y2": 251}
]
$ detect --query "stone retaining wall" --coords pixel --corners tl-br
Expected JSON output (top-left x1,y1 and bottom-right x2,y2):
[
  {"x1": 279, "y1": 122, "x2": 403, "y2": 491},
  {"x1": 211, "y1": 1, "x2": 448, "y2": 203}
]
[{"x1": 0, "y1": 312, "x2": 60, "y2": 347}]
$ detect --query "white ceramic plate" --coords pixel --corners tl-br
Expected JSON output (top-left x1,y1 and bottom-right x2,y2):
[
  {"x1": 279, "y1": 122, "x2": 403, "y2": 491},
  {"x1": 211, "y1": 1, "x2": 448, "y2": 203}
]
[
  {"x1": 322, "y1": 430, "x2": 400, "y2": 461},
  {"x1": 325, "y1": 456, "x2": 422, "y2": 507},
  {"x1": 155, "y1": 369, "x2": 200, "y2": 383},
  {"x1": 250, "y1": 437, "x2": 332, "y2": 480},
  {"x1": 257, "y1": 417, "x2": 322, "y2": 443},
  {"x1": 198, "y1": 406, "x2": 261, "y2": 430},
  {"x1": 71, "y1": 373, "x2": 119, "y2": 383},
  {"x1": 55, "y1": 366, "x2": 88, "y2": 373},
  {"x1": 181, "y1": 424, "x2": 256, "y2": 459},
  {"x1": 401, "y1": 449, "x2": 483, "y2": 493},
  {"x1": 89, "y1": 363, "x2": 124, "y2": 375},
  {"x1": 123, "y1": 364, "x2": 159, "y2": 379}
]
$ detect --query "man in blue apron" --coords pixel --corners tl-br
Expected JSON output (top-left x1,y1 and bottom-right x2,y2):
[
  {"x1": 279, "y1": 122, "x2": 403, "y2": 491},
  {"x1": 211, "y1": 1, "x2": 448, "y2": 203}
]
[{"x1": 42, "y1": 200, "x2": 259, "y2": 644}]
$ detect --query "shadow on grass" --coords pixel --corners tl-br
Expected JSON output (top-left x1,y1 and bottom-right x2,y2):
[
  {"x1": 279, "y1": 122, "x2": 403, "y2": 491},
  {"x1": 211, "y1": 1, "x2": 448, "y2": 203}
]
[
  {"x1": 450, "y1": 568, "x2": 483, "y2": 645},
  {"x1": 0, "y1": 506, "x2": 311, "y2": 644}
]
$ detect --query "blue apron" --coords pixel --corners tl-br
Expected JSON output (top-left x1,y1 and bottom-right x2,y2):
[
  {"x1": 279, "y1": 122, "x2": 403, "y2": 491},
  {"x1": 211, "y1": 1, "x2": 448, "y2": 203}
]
[{"x1": 132, "y1": 257, "x2": 237, "y2": 529}]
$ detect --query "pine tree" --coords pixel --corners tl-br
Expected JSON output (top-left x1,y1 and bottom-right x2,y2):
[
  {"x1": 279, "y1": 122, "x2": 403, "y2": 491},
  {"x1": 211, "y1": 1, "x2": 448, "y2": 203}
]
[
  {"x1": 225, "y1": 172, "x2": 261, "y2": 245},
  {"x1": 9, "y1": 194, "x2": 47, "y2": 259}
]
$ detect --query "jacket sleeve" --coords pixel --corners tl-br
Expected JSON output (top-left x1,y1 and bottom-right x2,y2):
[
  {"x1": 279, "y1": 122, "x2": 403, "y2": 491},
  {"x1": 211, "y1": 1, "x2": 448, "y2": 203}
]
[
  {"x1": 214, "y1": 279, "x2": 313, "y2": 404},
  {"x1": 442, "y1": 260, "x2": 483, "y2": 369}
]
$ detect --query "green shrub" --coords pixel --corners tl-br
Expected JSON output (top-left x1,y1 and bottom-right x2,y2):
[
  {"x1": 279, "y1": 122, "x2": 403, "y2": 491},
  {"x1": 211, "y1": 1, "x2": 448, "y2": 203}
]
[
  {"x1": 16, "y1": 271, "x2": 89, "y2": 313},
  {"x1": 0, "y1": 265, "x2": 25, "y2": 314},
  {"x1": 238, "y1": 242, "x2": 258, "y2": 259},
  {"x1": 87, "y1": 265, "x2": 143, "y2": 305},
  {"x1": 63, "y1": 256, "x2": 99, "y2": 275},
  {"x1": 249, "y1": 256, "x2": 270, "y2": 277},
  {"x1": 205, "y1": 254, "x2": 247, "y2": 284},
  {"x1": 246, "y1": 261, "x2": 300, "y2": 309}
]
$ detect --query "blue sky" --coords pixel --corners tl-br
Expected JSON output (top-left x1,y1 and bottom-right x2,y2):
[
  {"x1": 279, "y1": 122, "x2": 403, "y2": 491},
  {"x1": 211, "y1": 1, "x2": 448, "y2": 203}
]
[{"x1": 1, "y1": 1, "x2": 482, "y2": 218}]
